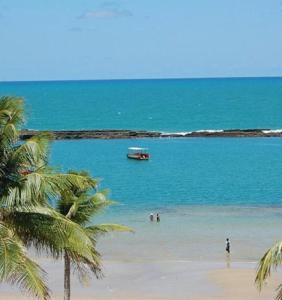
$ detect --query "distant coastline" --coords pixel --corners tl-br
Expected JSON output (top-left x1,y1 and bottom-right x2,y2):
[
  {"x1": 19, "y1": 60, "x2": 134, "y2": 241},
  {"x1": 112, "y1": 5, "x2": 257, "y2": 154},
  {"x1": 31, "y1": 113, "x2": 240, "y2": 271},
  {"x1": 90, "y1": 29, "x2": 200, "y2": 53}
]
[{"x1": 20, "y1": 129, "x2": 282, "y2": 140}]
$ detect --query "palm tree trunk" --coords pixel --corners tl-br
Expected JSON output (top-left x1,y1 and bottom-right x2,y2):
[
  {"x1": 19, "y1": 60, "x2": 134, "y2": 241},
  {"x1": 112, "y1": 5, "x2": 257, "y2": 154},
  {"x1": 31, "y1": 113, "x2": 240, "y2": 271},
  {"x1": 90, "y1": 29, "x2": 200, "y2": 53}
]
[{"x1": 64, "y1": 252, "x2": 71, "y2": 300}]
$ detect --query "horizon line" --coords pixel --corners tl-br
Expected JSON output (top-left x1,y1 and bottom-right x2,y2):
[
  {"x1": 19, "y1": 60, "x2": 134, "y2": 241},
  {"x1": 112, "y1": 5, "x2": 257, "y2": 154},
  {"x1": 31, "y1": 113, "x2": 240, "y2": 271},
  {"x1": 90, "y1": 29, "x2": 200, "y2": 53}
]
[{"x1": 1, "y1": 75, "x2": 282, "y2": 84}]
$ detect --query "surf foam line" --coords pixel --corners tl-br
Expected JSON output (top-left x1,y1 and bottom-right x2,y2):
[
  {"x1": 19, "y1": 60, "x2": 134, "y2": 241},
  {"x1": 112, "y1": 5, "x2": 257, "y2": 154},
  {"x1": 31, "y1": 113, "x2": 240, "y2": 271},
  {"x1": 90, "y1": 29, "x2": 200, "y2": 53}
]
[
  {"x1": 19, "y1": 128, "x2": 282, "y2": 140},
  {"x1": 262, "y1": 129, "x2": 282, "y2": 134}
]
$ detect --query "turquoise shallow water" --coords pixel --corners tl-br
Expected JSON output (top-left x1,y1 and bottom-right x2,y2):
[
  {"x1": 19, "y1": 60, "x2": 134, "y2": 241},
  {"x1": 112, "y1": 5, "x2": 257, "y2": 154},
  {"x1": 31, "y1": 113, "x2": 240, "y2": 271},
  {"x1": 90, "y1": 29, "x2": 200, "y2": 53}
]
[
  {"x1": 1, "y1": 77, "x2": 282, "y2": 131},
  {"x1": 51, "y1": 138, "x2": 282, "y2": 261},
  {"x1": 1, "y1": 78, "x2": 282, "y2": 261},
  {"x1": 51, "y1": 138, "x2": 282, "y2": 210}
]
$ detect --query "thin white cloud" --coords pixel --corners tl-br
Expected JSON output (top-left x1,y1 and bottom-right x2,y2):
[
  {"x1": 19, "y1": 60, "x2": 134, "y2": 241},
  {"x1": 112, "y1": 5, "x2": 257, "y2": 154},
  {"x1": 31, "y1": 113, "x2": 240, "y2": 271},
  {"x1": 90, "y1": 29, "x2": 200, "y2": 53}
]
[
  {"x1": 69, "y1": 27, "x2": 83, "y2": 32},
  {"x1": 79, "y1": 8, "x2": 132, "y2": 19},
  {"x1": 101, "y1": 1, "x2": 119, "y2": 8}
]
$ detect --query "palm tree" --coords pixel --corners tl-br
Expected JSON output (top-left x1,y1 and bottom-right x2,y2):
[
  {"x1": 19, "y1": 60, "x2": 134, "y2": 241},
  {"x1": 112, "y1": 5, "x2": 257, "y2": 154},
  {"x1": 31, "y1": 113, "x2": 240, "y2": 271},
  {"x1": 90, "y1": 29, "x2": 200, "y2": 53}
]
[
  {"x1": 0, "y1": 96, "x2": 106, "y2": 299},
  {"x1": 57, "y1": 170, "x2": 132, "y2": 300},
  {"x1": 256, "y1": 241, "x2": 282, "y2": 299}
]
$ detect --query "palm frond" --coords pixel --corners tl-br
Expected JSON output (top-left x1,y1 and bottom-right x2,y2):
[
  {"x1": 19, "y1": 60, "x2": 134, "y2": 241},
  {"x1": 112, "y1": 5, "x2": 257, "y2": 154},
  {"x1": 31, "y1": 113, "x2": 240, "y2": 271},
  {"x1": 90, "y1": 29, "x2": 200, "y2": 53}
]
[
  {"x1": 0, "y1": 96, "x2": 24, "y2": 148},
  {"x1": 275, "y1": 284, "x2": 282, "y2": 300},
  {"x1": 1, "y1": 123, "x2": 19, "y2": 146},
  {"x1": 85, "y1": 224, "x2": 133, "y2": 238},
  {"x1": 1, "y1": 170, "x2": 98, "y2": 207},
  {"x1": 3, "y1": 206, "x2": 100, "y2": 265},
  {"x1": 57, "y1": 183, "x2": 110, "y2": 222},
  {"x1": 255, "y1": 240, "x2": 282, "y2": 290},
  {"x1": 70, "y1": 251, "x2": 103, "y2": 284},
  {"x1": 0, "y1": 222, "x2": 49, "y2": 299},
  {"x1": 0, "y1": 96, "x2": 24, "y2": 128},
  {"x1": 69, "y1": 192, "x2": 115, "y2": 225},
  {"x1": 12, "y1": 133, "x2": 52, "y2": 168}
]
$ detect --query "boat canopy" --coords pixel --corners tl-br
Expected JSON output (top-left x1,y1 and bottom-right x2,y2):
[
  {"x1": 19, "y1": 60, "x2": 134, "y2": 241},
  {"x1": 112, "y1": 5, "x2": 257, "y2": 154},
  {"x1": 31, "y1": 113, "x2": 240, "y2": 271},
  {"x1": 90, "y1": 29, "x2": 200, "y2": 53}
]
[{"x1": 128, "y1": 147, "x2": 148, "y2": 151}]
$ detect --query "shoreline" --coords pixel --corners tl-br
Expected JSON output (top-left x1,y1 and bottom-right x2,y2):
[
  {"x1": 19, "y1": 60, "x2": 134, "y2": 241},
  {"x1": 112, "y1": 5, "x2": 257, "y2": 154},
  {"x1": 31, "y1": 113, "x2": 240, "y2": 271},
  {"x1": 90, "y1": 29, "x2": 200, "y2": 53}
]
[
  {"x1": 0, "y1": 260, "x2": 279, "y2": 300},
  {"x1": 20, "y1": 128, "x2": 282, "y2": 140}
]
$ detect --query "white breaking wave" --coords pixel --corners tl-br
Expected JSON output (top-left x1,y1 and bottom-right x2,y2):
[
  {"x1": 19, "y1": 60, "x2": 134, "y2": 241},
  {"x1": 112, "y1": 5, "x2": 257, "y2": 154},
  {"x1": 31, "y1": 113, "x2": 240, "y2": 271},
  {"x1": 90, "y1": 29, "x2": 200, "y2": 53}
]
[
  {"x1": 161, "y1": 129, "x2": 282, "y2": 136},
  {"x1": 195, "y1": 129, "x2": 224, "y2": 133},
  {"x1": 262, "y1": 129, "x2": 282, "y2": 134},
  {"x1": 161, "y1": 132, "x2": 192, "y2": 136},
  {"x1": 161, "y1": 129, "x2": 225, "y2": 136}
]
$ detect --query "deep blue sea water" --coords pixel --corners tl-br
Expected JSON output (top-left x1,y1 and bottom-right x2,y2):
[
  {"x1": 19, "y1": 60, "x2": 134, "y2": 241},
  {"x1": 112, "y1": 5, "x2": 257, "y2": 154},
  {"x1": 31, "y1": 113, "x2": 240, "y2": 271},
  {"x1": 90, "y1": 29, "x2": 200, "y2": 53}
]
[
  {"x1": 1, "y1": 78, "x2": 282, "y2": 261},
  {"x1": 0, "y1": 77, "x2": 282, "y2": 131}
]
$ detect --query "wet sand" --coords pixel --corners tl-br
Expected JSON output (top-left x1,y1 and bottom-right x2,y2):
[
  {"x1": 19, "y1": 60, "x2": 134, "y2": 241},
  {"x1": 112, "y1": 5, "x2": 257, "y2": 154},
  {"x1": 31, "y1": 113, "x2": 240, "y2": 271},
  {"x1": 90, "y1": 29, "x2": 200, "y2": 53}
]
[
  {"x1": 0, "y1": 260, "x2": 280, "y2": 300},
  {"x1": 207, "y1": 267, "x2": 280, "y2": 300}
]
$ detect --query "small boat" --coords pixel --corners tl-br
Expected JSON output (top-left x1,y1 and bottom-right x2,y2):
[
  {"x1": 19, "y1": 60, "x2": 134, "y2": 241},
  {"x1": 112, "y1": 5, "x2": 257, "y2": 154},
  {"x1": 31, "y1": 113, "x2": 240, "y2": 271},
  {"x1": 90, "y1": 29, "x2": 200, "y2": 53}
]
[{"x1": 127, "y1": 147, "x2": 150, "y2": 160}]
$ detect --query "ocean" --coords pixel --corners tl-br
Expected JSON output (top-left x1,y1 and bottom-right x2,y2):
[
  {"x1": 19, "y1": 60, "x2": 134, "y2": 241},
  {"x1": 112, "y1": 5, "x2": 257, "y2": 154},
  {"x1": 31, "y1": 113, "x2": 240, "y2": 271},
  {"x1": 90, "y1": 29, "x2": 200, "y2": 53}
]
[
  {"x1": 1, "y1": 78, "x2": 282, "y2": 262},
  {"x1": 0, "y1": 77, "x2": 282, "y2": 131},
  {"x1": 51, "y1": 138, "x2": 282, "y2": 262}
]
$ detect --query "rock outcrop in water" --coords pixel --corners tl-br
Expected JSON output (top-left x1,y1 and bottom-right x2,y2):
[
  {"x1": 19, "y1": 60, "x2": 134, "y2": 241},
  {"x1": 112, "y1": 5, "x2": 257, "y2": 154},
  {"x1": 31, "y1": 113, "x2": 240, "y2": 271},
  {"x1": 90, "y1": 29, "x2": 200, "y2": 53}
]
[{"x1": 20, "y1": 129, "x2": 282, "y2": 140}]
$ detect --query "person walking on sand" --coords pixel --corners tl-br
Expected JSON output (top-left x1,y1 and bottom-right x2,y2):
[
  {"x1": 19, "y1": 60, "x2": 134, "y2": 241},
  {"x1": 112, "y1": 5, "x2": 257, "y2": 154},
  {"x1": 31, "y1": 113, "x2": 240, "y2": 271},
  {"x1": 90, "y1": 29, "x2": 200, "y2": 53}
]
[
  {"x1": 226, "y1": 238, "x2": 230, "y2": 254},
  {"x1": 150, "y1": 213, "x2": 154, "y2": 221},
  {"x1": 156, "y1": 213, "x2": 160, "y2": 222}
]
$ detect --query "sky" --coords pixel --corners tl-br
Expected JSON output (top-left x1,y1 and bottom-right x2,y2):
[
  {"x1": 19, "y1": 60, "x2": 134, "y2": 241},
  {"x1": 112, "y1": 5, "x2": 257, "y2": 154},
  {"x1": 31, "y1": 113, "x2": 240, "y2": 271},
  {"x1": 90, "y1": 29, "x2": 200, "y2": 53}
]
[{"x1": 0, "y1": 0, "x2": 282, "y2": 81}]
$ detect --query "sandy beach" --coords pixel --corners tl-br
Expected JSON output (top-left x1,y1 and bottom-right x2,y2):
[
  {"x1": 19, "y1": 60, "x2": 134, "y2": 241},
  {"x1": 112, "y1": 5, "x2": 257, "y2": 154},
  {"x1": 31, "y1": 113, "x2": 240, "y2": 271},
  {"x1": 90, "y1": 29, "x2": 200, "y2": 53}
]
[{"x1": 0, "y1": 259, "x2": 280, "y2": 300}]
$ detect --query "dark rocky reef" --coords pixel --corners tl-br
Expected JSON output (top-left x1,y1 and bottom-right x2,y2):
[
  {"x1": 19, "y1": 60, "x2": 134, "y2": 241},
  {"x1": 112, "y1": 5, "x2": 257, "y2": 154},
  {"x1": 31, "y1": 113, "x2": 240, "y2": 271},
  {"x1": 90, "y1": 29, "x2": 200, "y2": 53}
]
[{"x1": 20, "y1": 129, "x2": 282, "y2": 140}]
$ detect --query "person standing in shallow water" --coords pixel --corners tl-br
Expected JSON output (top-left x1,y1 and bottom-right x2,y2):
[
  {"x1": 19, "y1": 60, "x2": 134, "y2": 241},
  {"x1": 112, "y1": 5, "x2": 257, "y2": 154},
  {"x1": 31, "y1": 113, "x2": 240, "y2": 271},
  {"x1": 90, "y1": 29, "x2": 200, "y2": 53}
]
[
  {"x1": 149, "y1": 213, "x2": 154, "y2": 222},
  {"x1": 226, "y1": 238, "x2": 230, "y2": 254},
  {"x1": 156, "y1": 213, "x2": 160, "y2": 222}
]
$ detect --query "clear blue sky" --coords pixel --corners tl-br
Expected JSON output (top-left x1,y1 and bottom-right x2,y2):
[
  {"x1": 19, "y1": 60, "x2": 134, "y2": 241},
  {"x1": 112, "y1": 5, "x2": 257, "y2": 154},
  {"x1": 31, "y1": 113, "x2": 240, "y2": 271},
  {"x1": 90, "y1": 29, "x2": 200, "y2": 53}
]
[{"x1": 0, "y1": 0, "x2": 282, "y2": 81}]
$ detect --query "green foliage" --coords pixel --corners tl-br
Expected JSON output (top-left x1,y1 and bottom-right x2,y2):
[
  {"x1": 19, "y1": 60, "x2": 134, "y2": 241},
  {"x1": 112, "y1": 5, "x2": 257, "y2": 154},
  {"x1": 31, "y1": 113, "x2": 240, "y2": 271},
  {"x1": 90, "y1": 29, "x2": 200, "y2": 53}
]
[
  {"x1": 256, "y1": 240, "x2": 282, "y2": 300},
  {"x1": 0, "y1": 96, "x2": 131, "y2": 299},
  {"x1": 57, "y1": 170, "x2": 132, "y2": 284},
  {"x1": 0, "y1": 96, "x2": 106, "y2": 299},
  {"x1": 0, "y1": 222, "x2": 49, "y2": 300},
  {"x1": 85, "y1": 224, "x2": 133, "y2": 238}
]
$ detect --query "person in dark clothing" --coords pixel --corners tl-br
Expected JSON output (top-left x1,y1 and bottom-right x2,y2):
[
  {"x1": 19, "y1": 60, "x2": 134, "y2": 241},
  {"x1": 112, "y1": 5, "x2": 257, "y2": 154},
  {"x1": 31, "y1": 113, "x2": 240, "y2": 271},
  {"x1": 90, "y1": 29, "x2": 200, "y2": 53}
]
[
  {"x1": 156, "y1": 213, "x2": 160, "y2": 222},
  {"x1": 226, "y1": 238, "x2": 230, "y2": 254}
]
